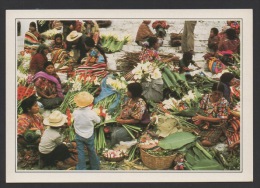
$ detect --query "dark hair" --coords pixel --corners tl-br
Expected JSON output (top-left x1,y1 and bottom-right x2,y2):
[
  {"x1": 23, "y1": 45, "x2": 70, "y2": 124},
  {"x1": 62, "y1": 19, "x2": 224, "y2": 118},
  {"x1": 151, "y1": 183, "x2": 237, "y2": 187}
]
[
  {"x1": 21, "y1": 95, "x2": 37, "y2": 113},
  {"x1": 147, "y1": 37, "x2": 158, "y2": 48},
  {"x1": 225, "y1": 28, "x2": 237, "y2": 40},
  {"x1": 211, "y1": 28, "x2": 219, "y2": 36},
  {"x1": 85, "y1": 37, "x2": 95, "y2": 47},
  {"x1": 36, "y1": 44, "x2": 49, "y2": 54},
  {"x1": 85, "y1": 37, "x2": 107, "y2": 63},
  {"x1": 183, "y1": 51, "x2": 193, "y2": 62},
  {"x1": 43, "y1": 61, "x2": 54, "y2": 70},
  {"x1": 54, "y1": 33, "x2": 63, "y2": 40},
  {"x1": 212, "y1": 82, "x2": 225, "y2": 93},
  {"x1": 127, "y1": 82, "x2": 143, "y2": 98},
  {"x1": 220, "y1": 72, "x2": 235, "y2": 84},
  {"x1": 29, "y1": 22, "x2": 37, "y2": 28}
]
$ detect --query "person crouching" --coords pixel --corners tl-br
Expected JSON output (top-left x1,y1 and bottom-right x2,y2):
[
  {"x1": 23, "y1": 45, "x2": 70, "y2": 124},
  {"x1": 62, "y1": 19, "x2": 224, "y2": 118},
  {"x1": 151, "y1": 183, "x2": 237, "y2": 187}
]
[{"x1": 39, "y1": 110, "x2": 77, "y2": 169}]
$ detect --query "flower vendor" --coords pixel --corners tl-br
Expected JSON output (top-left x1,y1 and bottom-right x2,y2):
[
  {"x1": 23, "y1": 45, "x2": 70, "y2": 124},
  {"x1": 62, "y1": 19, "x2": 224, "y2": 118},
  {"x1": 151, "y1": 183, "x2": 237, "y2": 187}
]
[
  {"x1": 24, "y1": 22, "x2": 41, "y2": 53},
  {"x1": 111, "y1": 82, "x2": 148, "y2": 147},
  {"x1": 192, "y1": 82, "x2": 229, "y2": 146},
  {"x1": 17, "y1": 95, "x2": 44, "y2": 147},
  {"x1": 179, "y1": 51, "x2": 200, "y2": 74},
  {"x1": 33, "y1": 61, "x2": 64, "y2": 109},
  {"x1": 208, "y1": 28, "x2": 220, "y2": 52},
  {"x1": 220, "y1": 72, "x2": 240, "y2": 103},
  {"x1": 218, "y1": 28, "x2": 240, "y2": 54}
]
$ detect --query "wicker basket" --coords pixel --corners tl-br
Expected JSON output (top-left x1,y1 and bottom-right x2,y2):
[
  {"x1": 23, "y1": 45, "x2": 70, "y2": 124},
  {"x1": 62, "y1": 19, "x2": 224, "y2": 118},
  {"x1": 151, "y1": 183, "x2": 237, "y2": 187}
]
[{"x1": 140, "y1": 149, "x2": 177, "y2": 170}]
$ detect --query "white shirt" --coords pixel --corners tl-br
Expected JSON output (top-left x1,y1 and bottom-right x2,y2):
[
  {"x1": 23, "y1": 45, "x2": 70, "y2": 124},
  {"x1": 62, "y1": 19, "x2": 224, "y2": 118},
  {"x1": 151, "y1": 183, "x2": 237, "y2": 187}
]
[
  {"x1": 39, "y1": 128, "x2": 62, "y2": 154},
  {"x1": 73, "y1": 107, "x2": 101, "y2": 139}
]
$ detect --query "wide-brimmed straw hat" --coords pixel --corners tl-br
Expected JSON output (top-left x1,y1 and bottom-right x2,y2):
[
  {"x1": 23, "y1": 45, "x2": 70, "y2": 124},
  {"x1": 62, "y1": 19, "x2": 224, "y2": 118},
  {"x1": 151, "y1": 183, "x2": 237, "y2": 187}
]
[
  {"x1": 43, "y1": 111, "x2": 67, "y2": 127},
  {"x1": 66, "y1": 31, "x2": 83, "y2": 42},
  {"x1": 74, "y1": 91, "x2": 94, "y2": 108}
]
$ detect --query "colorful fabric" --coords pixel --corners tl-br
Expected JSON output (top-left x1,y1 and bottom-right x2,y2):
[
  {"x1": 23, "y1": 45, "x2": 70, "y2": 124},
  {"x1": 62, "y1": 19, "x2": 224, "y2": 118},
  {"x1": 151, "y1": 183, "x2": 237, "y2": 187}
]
[
  {"x1": 24, "y1": 31, "x2": 40, "y2": 49},
  {"x1": 51, "y1": 49, "x2": 67, "y2": 64},
  {"x1": 207, "y1": 57, "x2": 226, "y2": 74},
  {"x1": 29, "y1": 53, "x2": 48, "y2": 74},
  {"x1": 200, "y1": 94, "x2": 229, "y2": 120},
  {"x1": 49, "y1": 41, "x2": 67, "y2": 51},
  {"x1": 119, "y1": 98, "x2": 146, "y2": 120},
  {"x1": 17, "y1": 113, "x2": 44, "y2": 136},
  {"x1": 33, "y1": 71, "x2": 64, "y2": 98},
  {"x1": 139, "y1": 48, "x2": 161, "y2": 62},
  {"x1": 218, "y1": 38, "x2": 240, "y2": 53}
]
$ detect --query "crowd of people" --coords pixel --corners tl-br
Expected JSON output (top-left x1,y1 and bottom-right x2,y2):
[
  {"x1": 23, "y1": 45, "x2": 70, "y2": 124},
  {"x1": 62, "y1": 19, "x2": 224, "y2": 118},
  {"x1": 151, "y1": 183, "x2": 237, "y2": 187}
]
[{"x1": 17, "y1": 19, "x2": 240, "y2": 170}]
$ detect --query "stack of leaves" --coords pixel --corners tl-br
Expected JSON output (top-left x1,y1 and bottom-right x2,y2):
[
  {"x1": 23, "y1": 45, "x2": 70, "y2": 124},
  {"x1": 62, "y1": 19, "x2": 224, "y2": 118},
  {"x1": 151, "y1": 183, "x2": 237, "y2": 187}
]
[
  {"x1": 162, "y1": 67, "x2": 191, "y2": 99},
  {"x1": 101, "y1": 34, "x2": 130, "y2": 53},
  {"x1": 189, "y1": 73, "x2": 217, "y2": 94},
  {"x1": 184, "y1": 142, "x2": 224, "y2": 170}
]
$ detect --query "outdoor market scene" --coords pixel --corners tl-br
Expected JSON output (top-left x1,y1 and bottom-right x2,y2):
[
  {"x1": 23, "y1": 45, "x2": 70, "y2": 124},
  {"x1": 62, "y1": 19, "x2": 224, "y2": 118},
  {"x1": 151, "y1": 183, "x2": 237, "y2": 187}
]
[{"x1": 16, "y1": 19, "x2": 241, "y2": 171}]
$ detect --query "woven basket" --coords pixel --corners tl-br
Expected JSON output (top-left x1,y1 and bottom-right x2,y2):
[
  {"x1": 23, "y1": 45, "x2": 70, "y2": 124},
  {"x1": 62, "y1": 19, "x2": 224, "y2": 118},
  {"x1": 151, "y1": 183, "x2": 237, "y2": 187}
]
[{"x1": 140, "y1": 149, "x2": 177, "y2": 170}]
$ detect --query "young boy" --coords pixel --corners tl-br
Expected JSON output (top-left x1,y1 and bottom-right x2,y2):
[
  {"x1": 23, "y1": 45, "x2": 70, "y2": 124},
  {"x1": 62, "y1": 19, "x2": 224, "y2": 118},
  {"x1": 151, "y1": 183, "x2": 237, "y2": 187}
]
[
  {"x1": 73, "y1": 91, "x2": 101, "y2": 170},
  {"x1": 179, "y1": 51, "x2": 200, "y2": 74},
  {"x1": 208, "y1": 27, "x2": 220, "y2": 52}
]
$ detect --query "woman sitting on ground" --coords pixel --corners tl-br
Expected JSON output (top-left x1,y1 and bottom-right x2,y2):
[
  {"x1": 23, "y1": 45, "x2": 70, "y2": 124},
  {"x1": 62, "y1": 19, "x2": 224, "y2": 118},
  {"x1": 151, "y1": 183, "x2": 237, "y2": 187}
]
[
  {"x1": 81, "y1": 37, "x2": 107, "y2": 65},
  {"x1": 179, "y1": 51, "x2": 200, "y2": 74},
  {"x1": 50, "y1": 33, "x2": 67, "y2": 51},
  {"x1": 33, "y1": 61, "x2": 64, "y2": 109},
  {"x1": 218, "y1": 28, "x2": 240, "y2": 53},
  {"x1": 29, "y1": 44, "x2": 49, "y2": 75},
  {"x1": 24, "y1": 21, "x2": 41, "y2": 53},
  {"x1": 139, "y1": 36, "x2": 177, "y2": 63},
  {"x1": 111, "y1": 82, "x2": 148, "y2": 147},
  {"x1": 39, "y1": 111, "x2": 77, "y2": 169},
  {"x1": 192, "y1": 82, "x2": 229, "y2": 147},
  {"x1": 17, "y1": 95, "x2": 44, "y2": 147},
  {"x1": 220, "y1": 72, "x2": 240, "y2": 103}
]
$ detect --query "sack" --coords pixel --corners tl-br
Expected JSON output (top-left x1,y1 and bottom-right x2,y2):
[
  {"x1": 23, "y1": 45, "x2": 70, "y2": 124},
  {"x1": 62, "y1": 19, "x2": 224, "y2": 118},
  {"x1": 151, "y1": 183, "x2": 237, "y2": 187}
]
[{"x1": 207, "y1": 57, "x2": 226, "y2": 74}]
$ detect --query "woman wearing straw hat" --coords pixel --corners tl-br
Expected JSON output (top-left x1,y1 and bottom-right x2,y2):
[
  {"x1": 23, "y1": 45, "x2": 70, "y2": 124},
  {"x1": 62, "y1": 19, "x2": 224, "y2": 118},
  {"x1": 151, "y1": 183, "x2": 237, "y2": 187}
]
[
  {"x1": 39, "y1": 110, "x2": 77, "y2": 169},
  {"x1": 73, "y1": 91, "x2": 101, "y2": 170}
]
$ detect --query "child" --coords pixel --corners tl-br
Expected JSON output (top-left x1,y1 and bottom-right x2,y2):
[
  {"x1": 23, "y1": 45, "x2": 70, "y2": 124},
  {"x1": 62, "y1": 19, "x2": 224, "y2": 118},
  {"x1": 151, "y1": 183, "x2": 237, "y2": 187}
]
[
  {"x1": 39, "y1": 110, "x2": 77, "y2": 169},
  {"x1": 73, "y1": 91, "x2": 101, "y2": 170},
  {"x1": 179, "y1": 51, "x2": 200, "y2": 74},
  {"x1": 208, "y1": 28, "x2": 220, "y2": 52}
]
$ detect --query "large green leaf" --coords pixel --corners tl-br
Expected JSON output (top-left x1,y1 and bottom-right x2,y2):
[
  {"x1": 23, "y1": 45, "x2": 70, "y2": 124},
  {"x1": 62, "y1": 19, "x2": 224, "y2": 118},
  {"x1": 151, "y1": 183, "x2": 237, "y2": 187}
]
[
  {"x1": 185, "y1": 149, "x2": 198, "y2": 166},
  {"x1": 158, "y1": 132, "x2": 197, "y2": 150},
  {"x1": 193, "y1": 147, "x2": 207, "y2": 160},
  {"x1": 192, "y1": 159, "x2": 224, "y2": 170}
]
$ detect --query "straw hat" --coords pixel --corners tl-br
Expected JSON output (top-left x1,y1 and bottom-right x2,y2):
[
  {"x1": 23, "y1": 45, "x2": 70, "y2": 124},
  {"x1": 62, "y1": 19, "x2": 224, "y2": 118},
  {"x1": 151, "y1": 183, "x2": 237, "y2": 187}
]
[
  {"x1": 43, "y1": 111, "x2": 67, "y2": 127},
  {"x1": 66, "y1": 31, "x2": 83, "y2": 42},
  {"x1": 74, "y1": 91, "x2": 94, "y2": 108}
]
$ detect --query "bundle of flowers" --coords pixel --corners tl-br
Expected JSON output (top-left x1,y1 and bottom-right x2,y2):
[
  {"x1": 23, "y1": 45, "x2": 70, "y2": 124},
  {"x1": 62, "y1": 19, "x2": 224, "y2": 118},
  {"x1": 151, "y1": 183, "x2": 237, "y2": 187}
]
[
  {"x1": 101, "y1": 33, "x2": 131, "y2": 53},
  {"x1": 131, "y1": 61, "x2": 162, "y2": 82},
  {"x1": 106, "y1": 76, "x2": 127, "y2": 92},
  {"x1": 17, "y1": 85, "x2": 36, "y2": 114},
  {"x1": 59, "y1": 74, "x2": 100, "y2": 113}
]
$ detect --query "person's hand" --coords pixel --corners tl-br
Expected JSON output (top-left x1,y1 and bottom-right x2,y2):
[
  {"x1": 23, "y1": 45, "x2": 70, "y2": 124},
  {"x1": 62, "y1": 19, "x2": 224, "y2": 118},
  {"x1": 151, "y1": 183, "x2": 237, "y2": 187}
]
[
  {"x1": 48, "y1": 94, "x2": 57, "y2": 99},
  {"x1": 192, "y1": 114, "x2": 205, "y2": 121},
  {"x1": 116, "y1": 117, "x2": 125, "y2": 124}
]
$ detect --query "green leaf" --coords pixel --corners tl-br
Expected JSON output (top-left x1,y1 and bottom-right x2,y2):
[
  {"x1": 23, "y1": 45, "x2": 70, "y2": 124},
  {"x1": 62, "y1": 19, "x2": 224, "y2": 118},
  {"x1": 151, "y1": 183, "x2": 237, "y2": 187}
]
[
  {"x1": 193, "y1": 147, "x2": 207, "y2": 160},
  {"x1": 185, "y1": 149, "x2": 198, "y2": 166},
  {"x1": 192, "y1": 159, "x2": 224, "y2": 170},
  {"x1": 158, "y1": 132, "x2": 197, "y2": 150}
]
